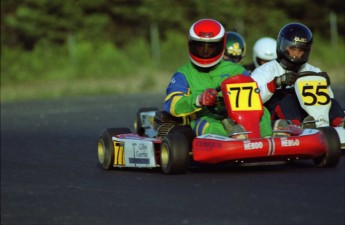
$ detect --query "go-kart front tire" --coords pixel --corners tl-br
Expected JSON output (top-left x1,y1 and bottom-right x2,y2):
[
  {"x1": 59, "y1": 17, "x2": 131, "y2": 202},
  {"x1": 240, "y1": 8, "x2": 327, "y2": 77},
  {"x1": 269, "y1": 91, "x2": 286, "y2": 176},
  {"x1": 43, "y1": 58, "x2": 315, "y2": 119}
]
[
  {"x1": 160, "y1": 133, "x2": 190, "y2": 174},
  {"x1": 313, "y1": 127, "x2": 341, "y2": 168},
  {"x1": 97, "y1": 128, "x2": 131, "y2": 170}
]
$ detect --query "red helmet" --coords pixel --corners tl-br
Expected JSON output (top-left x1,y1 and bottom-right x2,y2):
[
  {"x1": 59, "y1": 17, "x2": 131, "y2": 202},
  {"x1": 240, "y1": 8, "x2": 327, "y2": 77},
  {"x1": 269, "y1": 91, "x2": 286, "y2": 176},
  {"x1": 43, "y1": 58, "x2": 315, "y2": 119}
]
[{"x1": 188, "y1": 19, "x2": 225, "y2": 68}]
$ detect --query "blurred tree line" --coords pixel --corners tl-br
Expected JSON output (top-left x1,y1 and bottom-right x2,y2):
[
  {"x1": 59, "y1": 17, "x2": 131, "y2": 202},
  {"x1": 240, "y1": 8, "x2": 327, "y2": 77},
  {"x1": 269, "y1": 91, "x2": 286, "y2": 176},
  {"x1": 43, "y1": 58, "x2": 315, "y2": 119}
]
[
  {"x1": 1, "y1": 0, "x2": 344, "y2": 101},
  {"x1": 2, "y1": 0, "x2": 344, "y2": 51}
]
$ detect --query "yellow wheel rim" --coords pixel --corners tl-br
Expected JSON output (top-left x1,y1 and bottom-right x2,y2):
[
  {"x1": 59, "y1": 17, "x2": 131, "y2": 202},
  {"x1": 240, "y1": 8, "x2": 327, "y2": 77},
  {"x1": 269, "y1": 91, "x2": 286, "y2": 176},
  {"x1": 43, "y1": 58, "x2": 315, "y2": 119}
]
[
  {"x1": 161, "y1": 143, "x2": 169, "y2": 167},
  {"x1": 97, "y1": 139, "x2": 105, "y2": 163},
  {"x1": 133, "y1": 119, "x2": 138, "y2": 132}
]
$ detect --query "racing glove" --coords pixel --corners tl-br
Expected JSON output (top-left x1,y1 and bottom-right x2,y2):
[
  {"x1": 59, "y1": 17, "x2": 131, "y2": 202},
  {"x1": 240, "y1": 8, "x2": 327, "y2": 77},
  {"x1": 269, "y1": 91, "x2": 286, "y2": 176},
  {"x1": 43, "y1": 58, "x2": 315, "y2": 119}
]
[
  {"x1": 196, "y1": 88, "x2": 218, "y2": 107},
  {"x1": 274, "y1": 72, "x2": 298, "y2": 88}
]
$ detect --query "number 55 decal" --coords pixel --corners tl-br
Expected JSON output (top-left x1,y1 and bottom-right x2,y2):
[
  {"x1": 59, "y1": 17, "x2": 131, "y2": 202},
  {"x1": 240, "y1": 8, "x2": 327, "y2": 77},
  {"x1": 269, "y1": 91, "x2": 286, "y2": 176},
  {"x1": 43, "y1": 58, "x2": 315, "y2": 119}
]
[{"x1": 298, "y1": 80, "x2": 330, "y2": 106}]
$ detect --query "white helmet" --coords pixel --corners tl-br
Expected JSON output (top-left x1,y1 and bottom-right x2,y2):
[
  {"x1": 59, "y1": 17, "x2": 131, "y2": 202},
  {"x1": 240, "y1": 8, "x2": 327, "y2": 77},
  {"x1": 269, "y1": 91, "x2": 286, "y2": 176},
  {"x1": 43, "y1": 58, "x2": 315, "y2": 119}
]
[{"x1": 253, "y1": 37, "x2": 277, "y2": 67}]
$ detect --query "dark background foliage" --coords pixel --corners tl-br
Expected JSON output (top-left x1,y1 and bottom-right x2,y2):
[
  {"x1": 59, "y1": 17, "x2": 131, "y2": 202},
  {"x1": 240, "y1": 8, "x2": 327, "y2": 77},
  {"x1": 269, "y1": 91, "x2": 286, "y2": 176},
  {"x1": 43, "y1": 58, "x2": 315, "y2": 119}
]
[
  {"x1": 2, "y1": 0, "x2": 344, "y2": 50},
  {"x1": 1, "y1": 0, "x2": 344, "y2": 102}
]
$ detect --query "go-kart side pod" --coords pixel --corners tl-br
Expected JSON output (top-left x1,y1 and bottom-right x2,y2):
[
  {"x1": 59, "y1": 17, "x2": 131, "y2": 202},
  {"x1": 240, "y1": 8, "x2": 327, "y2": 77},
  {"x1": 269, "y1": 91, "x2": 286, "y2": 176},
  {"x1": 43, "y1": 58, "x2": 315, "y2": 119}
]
[
  {"x1": 98, "y1": 128, "x2": 131, "y2": 170},
  {"x1": 160, "y1": 133, "x2": 190, "y2": 174},
  {"x1": 313, "y1": 127, "x2": 341, "y2": 167},
  {"x1": 192, "y1": 128, "x2": 341, "y2": 167}
]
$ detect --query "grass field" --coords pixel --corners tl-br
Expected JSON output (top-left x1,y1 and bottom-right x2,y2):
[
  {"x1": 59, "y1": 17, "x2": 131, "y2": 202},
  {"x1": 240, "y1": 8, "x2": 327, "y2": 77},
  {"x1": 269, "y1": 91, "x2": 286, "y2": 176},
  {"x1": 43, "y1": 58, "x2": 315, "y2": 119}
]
[
  {"x1": 1, "y1": 36, "x2": 344, "y2": 103},
  {"x1": 1, "y1": 70, "x2": 172, "y2": 102},
  {"x1": 2, "y1": 65, "x2": 344, "y2": 103}
]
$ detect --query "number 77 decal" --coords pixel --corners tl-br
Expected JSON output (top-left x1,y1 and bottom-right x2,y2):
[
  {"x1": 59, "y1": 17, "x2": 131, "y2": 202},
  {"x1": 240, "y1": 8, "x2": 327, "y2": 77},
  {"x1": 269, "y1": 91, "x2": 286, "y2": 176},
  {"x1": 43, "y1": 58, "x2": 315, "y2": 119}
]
[{"x1": 226, "y1": 82, "x2": 263, "y2": 111}]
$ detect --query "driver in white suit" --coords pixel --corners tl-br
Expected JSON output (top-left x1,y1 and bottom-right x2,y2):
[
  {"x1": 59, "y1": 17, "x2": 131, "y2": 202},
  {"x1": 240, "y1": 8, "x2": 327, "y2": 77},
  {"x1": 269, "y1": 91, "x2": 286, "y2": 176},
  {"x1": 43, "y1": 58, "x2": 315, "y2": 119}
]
[{"x1": 251, "y1": 22, "x2": 344, "y2": 129}]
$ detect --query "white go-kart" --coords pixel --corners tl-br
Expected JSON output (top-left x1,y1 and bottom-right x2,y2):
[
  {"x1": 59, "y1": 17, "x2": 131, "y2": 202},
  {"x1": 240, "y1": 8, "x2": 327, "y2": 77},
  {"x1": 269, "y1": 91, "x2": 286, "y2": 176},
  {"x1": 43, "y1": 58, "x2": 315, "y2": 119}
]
[{"x1": 295, "y1": 71, "x2": 345, "y2": 150}]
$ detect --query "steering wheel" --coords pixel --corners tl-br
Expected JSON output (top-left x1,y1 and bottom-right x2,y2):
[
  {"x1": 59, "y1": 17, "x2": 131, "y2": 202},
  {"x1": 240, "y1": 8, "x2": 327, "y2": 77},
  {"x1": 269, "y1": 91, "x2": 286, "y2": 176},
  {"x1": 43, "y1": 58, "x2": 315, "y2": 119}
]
[
  {"x1": 206, "y1": 87, "x2": 227, "y2": 117},
  {"x1": 297, "y1": 71, "x2": 330, "y2": 85},
  {"x1": 298, "y1": 71, "x2": 320, "y2": 77}
]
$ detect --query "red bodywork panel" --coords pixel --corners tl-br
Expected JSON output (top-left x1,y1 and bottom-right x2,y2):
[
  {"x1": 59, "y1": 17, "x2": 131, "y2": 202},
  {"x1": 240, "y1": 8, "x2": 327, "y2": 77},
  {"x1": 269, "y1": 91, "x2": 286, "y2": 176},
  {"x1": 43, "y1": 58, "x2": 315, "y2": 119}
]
[
  {"x1": 192, "y1": 130, "x2": 326, "y2": 164},
  {"x1": 221, "y1": 75, "x2": 263, "y2": 138}
]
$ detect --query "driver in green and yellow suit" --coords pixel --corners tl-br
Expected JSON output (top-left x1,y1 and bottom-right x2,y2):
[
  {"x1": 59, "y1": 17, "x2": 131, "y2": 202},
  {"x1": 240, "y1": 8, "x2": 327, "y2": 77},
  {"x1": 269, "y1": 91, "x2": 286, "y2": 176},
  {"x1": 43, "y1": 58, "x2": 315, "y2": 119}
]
[{"x1": 164, "y1": 19, "x2": 272, "y2": 137}]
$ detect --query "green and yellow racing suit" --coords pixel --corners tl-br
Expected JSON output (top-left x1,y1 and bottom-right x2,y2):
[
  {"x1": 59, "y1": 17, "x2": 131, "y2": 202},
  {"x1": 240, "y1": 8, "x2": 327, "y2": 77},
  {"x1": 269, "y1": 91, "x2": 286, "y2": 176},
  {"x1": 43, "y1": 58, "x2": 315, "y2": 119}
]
[{"x1": 164, "y1": 61, "x2": 272, "y2": 137}]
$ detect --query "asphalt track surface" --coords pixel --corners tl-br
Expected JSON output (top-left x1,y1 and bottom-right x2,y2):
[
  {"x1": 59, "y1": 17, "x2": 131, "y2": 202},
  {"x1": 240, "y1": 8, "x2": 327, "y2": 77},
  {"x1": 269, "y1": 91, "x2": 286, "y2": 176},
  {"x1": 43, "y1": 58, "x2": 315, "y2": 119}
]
[{"x1": 1, "y1": 89, "x2": 345, "y2": 225}]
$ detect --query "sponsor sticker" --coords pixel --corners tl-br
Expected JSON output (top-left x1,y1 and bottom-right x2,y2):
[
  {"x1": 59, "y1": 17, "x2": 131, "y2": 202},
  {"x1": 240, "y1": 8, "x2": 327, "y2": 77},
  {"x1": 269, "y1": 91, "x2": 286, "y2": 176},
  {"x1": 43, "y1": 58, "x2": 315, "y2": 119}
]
[
  {"x1": 195, "y1": 141, "x2": 222, "y2": 151},
  {"x1": 129, "y1": 143, "x2": 150, "y2": 164},
  {"x1": 243, "y1": 141, "x2": 263, "y2": 150},
  {"x1": 129, "y1": 158, "x2": 150, "y2": 164},
  {"x1": 281, "y1": 138, "x2": 300, "y2": 147}
]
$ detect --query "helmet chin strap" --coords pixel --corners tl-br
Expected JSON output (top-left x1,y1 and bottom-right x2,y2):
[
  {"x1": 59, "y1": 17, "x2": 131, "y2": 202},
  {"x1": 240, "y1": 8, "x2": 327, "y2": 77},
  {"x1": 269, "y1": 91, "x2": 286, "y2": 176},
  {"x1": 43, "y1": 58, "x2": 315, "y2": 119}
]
[{"x1": 277, "y1": 58, "x2": 302, "y2": 72}]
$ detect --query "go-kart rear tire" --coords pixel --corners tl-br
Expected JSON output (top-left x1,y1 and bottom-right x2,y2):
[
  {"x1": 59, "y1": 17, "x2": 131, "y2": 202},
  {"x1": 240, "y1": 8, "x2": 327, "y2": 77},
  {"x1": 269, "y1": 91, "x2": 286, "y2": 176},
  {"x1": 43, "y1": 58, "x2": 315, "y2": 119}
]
[
  {"x1": 134, "y1": 107, "x2": 158, "y2": 135},
  {"x1": 169, "y1": 125, "x2": 195, "y2": 150},
  {"x1": 313, "y1": 127, "x2": 341, "y2": 168},
  {"x1": 160, "y1": 133, "x2": 189, "y2": 174},
  {"x1": 97, "y1": 128, "x2": 131, "y2": 170}
]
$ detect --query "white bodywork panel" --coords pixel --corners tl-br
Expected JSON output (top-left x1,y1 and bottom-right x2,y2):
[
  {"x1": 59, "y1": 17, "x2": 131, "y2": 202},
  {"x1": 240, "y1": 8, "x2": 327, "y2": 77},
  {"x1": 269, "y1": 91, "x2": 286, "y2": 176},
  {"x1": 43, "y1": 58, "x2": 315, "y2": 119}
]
[
  {"x1": 112, "y1": 137, "x2": 157, "y2": 168},
  {"x1": 295, "y1": 76, "x2": 331, "y2": 127}
]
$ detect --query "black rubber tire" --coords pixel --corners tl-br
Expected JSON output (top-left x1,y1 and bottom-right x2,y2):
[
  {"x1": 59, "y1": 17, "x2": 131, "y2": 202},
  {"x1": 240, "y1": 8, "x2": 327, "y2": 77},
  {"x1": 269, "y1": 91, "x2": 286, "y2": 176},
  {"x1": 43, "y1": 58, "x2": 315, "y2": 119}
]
[
  {"x1": 160, "y1": 133, "x2": 190, "y2": 174},
  {"x1": 134, "y1": 107, "x2": 158, "y2": 135},
  {"x1": 97, "y1": 128, "x2": 131, "y2": 170},
  {"x1": 313, "y1": 127, "x2": 341, "y2": 168},
  {"x1": 169, "y1": 125, "x2": 195, "y2": 150}
]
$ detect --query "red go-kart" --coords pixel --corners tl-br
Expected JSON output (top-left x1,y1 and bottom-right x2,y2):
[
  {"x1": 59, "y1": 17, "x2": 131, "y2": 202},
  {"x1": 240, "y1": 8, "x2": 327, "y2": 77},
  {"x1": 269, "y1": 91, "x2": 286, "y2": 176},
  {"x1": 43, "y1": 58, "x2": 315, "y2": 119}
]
[{"x1": 97, "y1": 75, "x2": 342, "y2": 174}]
